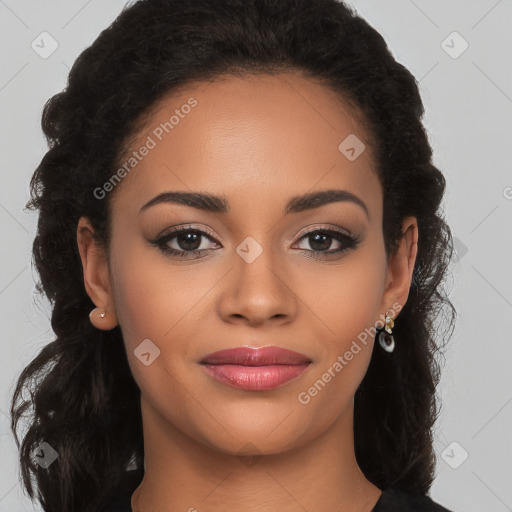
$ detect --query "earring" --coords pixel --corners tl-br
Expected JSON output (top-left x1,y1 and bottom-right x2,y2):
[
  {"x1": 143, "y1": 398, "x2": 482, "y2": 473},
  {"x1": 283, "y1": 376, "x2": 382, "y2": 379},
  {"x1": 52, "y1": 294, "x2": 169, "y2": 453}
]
[
  {"x1": 378, "y1": 309, "x2": 395, "y2": 353},
  {"x1": 89, "y1": 307, "x2": 117, "y2": 330}
]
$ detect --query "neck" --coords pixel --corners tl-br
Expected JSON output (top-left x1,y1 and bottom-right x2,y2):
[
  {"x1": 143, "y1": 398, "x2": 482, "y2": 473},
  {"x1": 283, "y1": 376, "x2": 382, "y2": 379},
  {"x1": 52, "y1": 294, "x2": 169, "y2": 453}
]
[{"x1": 131, "y1": 397, "x2": 382, "y2": 512}]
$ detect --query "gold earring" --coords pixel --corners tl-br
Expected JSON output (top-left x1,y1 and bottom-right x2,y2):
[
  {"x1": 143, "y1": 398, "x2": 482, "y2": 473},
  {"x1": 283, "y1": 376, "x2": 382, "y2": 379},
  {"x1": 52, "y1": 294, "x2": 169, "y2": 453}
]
[{"x1": 378, "y1": 309, "x2": 395, "y2": 353}]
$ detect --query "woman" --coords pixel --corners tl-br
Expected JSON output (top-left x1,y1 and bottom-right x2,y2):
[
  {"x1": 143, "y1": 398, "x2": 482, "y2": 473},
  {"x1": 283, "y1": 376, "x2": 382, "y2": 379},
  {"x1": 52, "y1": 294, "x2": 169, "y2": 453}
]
[{"x1": 11, "y1": 0, "x2": 456, "y2": 510}]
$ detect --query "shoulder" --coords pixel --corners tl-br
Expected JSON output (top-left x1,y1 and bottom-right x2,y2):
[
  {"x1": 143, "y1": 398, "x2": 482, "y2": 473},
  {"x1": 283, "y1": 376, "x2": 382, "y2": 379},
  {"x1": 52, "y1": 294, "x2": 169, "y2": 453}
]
[
  {"x1": 373, "y1": 487, "x2": 454, "y2": 512},
  {"x1": 104, "y1": 468, "x2": 144, "y2": 512}
]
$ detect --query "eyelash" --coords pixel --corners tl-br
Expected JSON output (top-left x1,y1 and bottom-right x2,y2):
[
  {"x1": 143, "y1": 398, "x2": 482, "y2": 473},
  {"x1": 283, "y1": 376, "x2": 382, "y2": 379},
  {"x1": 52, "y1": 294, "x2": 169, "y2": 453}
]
[{"x1": 150, "y1": 225, "x2": 361, "y2": 260}]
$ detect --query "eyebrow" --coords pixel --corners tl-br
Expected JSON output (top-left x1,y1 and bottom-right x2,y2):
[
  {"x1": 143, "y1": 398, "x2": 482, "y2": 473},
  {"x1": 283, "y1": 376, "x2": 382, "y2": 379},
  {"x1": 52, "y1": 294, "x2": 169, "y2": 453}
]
[{"x1": 139, "y1": 189, "x2": 369, "y2": 218}]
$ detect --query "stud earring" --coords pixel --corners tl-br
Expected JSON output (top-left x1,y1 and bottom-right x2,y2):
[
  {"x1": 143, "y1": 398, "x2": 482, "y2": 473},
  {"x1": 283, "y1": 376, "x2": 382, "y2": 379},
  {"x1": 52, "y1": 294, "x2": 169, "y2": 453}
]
[
  {"x1": 378, "y1": 309, "x2": 395, "y2": 353},
  {"x1": 89, "y1": 307, "x2": 117, "y2": 330}
]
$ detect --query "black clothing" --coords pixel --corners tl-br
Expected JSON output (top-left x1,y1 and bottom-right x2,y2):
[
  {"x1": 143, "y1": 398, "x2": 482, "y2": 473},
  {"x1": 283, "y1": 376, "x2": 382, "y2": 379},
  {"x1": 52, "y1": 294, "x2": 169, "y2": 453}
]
[
  {"x1": 105, "y1": 469, "x2": 454, "y2": 511},
  {"x1": 372, "y1": 487, "x2": 454, "y2": 511}
]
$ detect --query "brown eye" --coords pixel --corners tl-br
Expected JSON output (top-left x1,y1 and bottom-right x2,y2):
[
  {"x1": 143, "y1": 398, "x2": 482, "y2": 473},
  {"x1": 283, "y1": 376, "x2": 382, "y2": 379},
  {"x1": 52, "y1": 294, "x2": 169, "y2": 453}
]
[
  {"x1": 151, "y1": 227, "x2": 221, "y2": 259},
  {"x1": 293, "y1": 228, "x2": 360, "y2": 257}
]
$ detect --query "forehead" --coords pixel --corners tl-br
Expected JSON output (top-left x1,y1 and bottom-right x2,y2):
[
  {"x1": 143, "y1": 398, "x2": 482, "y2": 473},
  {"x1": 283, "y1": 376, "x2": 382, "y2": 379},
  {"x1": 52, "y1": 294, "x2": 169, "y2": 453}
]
[{"x1": 110, "y1": 71, "x2": 381, "y2": 218}]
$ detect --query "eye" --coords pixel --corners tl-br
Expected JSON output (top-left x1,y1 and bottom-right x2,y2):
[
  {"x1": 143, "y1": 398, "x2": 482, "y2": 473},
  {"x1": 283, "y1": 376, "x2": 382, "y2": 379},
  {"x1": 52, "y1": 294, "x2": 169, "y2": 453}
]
[
  {"x1": 150, "y1": 225, "x2": 361, "y2": 260},
  {"x1": 150, "y1": 226, "x2": 221, "y2": 259},
  {"x1": 292, "y1": 228, "x2": 360, "y2": 257}
]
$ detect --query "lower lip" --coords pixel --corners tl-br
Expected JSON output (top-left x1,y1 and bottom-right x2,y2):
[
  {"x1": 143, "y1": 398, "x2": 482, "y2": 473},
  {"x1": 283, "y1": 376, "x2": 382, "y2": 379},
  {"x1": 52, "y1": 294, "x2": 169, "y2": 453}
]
[{"x1": 200, "y1": 363, "x2": 311, "y2": 391}]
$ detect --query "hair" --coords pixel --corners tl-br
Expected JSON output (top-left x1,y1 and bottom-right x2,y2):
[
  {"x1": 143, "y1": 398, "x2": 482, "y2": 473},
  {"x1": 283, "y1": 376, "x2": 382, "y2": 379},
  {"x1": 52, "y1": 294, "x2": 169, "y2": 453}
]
[{"x1": 10, "y1": 0, "x2": 455, "y2": 510}]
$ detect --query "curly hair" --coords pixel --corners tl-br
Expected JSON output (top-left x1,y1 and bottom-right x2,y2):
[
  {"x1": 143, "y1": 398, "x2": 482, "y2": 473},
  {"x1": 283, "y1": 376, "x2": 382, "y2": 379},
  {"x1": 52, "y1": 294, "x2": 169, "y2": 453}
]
[{"x1": 10, "y1": 0, "x2": 455, "y2": 510}]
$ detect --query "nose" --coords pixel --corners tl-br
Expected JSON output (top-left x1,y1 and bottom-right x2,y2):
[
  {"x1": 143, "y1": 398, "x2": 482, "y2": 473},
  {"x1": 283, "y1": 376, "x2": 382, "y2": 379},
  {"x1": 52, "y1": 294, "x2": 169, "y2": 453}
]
[{"x1": 217, "y1": 246, "x2": 298, "y2": 328}]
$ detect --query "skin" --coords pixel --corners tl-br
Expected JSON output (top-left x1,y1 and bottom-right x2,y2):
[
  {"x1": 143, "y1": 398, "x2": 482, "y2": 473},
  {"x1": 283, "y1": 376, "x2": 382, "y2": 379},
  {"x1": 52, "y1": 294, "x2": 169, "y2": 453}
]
[{"x1": 77, "y1": 70, "x2": 418, "y2": 512}]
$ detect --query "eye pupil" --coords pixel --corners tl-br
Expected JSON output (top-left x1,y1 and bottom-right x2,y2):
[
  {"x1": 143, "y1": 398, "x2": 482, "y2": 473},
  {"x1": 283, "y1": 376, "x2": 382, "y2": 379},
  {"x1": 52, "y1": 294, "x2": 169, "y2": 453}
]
[
  {"x1": 177, "y1": 232, "x2": 201, "y2": 251},
  {"x1": 309, "y1": 233, "x2": 331, "y2": 251}
]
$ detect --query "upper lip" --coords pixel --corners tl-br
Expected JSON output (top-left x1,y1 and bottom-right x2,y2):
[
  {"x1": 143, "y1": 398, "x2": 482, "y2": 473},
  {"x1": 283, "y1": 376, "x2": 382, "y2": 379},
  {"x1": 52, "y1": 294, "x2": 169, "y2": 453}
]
[{"x1": 199, "y1": 346, "x2": 312, "y2": 365}]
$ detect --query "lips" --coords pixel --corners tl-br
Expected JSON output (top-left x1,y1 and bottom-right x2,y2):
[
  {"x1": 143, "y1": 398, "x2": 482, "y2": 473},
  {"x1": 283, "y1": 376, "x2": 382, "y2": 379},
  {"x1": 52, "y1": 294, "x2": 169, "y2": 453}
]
[
  {"x1": 199, "y1": 346, "x2": 313, "y2": 391},
  {"x1": 199, "y1": 346, "x2": 312, "y2": 365}
]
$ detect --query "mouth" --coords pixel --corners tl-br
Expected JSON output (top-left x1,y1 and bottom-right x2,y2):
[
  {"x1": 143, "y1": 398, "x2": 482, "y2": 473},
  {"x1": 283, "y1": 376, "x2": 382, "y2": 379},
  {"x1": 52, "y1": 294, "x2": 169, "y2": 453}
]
[{"x1": 199, "y1": 345, "x2": 313, "y2": 391}]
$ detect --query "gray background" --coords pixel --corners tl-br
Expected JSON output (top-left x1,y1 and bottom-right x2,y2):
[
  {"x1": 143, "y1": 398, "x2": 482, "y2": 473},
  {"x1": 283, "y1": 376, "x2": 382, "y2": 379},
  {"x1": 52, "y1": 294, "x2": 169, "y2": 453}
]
[{"x1": 1, "y1": 1, "x2": 511, "y2": 511}]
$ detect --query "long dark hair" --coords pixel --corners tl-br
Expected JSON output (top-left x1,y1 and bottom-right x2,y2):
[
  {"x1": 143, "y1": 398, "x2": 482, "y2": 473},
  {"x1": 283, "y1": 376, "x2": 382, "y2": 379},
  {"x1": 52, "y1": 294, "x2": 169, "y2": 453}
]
[{"x1": 11, "y1": 0, "x2": 455, "y2": 510}]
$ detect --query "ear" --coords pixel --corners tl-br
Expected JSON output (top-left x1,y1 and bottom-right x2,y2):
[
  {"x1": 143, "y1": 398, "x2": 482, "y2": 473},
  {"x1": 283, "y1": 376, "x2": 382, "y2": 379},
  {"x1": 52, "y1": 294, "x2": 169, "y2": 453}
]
[
  {"x1": 379, "y1": 216, "x2": 419, "y2": 321},
  {"x1": 76, "y1": 216, "x2": 118, "y2": 330}
]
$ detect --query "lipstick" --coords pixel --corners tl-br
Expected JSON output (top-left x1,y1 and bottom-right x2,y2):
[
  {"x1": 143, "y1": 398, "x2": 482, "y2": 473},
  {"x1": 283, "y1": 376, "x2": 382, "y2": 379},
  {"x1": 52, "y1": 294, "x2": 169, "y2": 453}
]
[{"x1": 199, "y1": 346, "x2": 312, "y2": 391}]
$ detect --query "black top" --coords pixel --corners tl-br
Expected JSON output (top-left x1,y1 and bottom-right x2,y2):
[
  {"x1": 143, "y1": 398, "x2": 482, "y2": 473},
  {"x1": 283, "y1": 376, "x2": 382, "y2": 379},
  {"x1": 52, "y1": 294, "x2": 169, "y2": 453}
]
[{"x1": 106, "y1": 469, "x2": 454, "y2": 511}]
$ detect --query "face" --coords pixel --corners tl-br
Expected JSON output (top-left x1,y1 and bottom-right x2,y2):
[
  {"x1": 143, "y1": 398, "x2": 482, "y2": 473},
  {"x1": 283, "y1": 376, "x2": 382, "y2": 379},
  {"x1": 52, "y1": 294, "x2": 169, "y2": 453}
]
[{"x1": 79, "y1": 70, "x2": 416, "y2": 456}]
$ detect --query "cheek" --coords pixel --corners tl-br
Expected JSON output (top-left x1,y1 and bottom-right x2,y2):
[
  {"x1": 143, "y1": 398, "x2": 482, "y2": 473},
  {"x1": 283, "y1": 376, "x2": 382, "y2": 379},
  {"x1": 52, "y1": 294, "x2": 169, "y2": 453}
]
[
  {"x1": 303, "y1": 253, "x2": 386, "y2": 346},
  {"x1": 109, "y1": 245, "x2": 202, "y2": 409},
  {"x1": 295, "y1": 258, "x2": 385, "y2": 430},
  {"x1": 109, "y1": 238, "x2": 224, "y2": 361}
]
